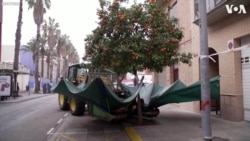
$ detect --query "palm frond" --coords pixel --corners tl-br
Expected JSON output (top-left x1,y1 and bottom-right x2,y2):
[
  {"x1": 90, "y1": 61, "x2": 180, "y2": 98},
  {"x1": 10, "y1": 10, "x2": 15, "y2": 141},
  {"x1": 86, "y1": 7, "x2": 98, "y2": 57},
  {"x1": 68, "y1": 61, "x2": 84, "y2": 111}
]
[
  {"x1": 22, "y1": 37, "x2": 37, "y2": 53},
  {"x1": 25, "y1": 0, "x2": 35, "y2": 9},
  {"x1": 44, "y1": 0, "x2": 51, "y2": 9}
]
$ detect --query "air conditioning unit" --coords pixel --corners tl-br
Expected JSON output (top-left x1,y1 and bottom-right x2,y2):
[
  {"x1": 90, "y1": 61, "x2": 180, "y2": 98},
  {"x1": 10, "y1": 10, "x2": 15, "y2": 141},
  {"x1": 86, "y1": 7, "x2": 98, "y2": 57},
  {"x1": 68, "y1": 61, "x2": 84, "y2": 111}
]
[{"x1": 227, "y1": 39, "x2": 234, "y2": 50}]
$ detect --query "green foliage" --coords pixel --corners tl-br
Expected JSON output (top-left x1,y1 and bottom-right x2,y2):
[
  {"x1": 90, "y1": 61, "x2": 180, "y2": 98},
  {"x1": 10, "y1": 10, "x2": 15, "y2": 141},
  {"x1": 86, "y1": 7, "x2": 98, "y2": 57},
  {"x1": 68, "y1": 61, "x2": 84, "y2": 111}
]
[
  {"x1": 22, "y1": 37, "x2": 37, "y2": 53},
  {"x1": 84, "y1": 0, "x2": 192, "y2": 75}
]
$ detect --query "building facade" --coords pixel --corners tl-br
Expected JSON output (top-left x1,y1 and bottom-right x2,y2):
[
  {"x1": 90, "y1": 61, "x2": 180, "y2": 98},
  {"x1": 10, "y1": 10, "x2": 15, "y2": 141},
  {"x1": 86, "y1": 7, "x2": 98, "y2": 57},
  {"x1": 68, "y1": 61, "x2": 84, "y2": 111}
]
[
  {"x1": 203, "y1": 0, "x2": 250, "y2": 121},
  {"x1": 1, "y1": 44, "x2": 63, "y2": 91},
  {"x1": 156, "y1": 0, "x2": 250, "y2": 121}
]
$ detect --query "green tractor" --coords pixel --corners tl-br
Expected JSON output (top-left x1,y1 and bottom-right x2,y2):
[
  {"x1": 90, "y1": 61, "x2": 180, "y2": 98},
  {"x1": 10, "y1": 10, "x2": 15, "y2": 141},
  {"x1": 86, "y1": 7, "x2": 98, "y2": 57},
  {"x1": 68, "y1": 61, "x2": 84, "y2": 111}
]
[
  {"x1": 58, "y1": 63, "x2": 88, "y2": 115},
  {"x1": 58, "y1": 63, "x2": 127, "y2": 119}
]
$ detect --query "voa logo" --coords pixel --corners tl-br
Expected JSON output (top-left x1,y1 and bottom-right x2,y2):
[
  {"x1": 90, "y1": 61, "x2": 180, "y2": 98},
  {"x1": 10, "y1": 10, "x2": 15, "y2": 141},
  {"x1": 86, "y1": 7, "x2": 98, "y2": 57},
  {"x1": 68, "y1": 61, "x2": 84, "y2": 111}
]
[{"x1": 225, "y1": 4, "x2": 247, "y2": 14}]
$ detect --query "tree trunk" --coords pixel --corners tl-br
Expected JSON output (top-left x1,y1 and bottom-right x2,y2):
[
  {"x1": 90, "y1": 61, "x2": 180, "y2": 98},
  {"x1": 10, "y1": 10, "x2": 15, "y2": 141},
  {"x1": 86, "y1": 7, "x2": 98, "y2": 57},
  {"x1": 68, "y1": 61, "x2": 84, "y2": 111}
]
[
  {"x1": 133, "y1": 67, "x2": 142, "y2": 125},
  {"x1": 49, "y1": 56, "x2": 53, "y2": 81},
  {"x1": 34, "y1": 23, "x2": 41, "y2": 93},
  {"x1": 13, "y1": 0, "x2": 23, "y2": 97},
  {"x1": 47, "y1": 55, "x2": 50, "y2": 79},
  {"x1": 41, "y1": 47, "x2": 44, "y2": 78},
  {"x1": 56, "y1": 55, "x2": 61, "y2": 82},
  {"x1": 63, "y1": 57, "x2": 67, "y2": 77},
  {"x1": 116, "y1": 76, "x2": 125, "y2": 91}
]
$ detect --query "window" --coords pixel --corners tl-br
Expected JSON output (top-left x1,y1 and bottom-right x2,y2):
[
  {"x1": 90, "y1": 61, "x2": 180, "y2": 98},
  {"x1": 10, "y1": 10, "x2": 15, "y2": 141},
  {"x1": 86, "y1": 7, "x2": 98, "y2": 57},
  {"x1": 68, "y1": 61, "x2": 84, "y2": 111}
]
[
  {"x1": 169, "y1": 1, "x2": 177, "y2": 18},
  {"x1": 214, "y1": 0, "x2": 225, "y2": 5},
  {"x1": 194, "y1": 0, "x2": 199, "y2": 20},
  {"x1": 173, "y1": 62, "x2": 179, "y2": 82},
  {"x1": 245, "y1": 57, "x2": 249, "y2": 63},
  {"x1": 206, "y1": 0, "x2": 226, "y2": 11},
  {"x1": 169, "y1": 1, "x2": 179, "y2": 28},
  {"x1": 194, "y1": 0, "x2": 226, "y2": 20}
]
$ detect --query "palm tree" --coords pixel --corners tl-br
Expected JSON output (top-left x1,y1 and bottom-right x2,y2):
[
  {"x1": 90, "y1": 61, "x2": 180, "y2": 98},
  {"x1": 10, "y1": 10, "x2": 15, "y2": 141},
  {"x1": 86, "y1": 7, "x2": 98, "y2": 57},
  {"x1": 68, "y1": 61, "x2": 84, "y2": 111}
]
[
  {"x1": 26, "y1": 0, "x2": 51, "y2": 92},
  {"x1": 68, "y1": 47, "x2": 79, "y2": 64},
  {"x1": 40, "y1": 20, "x2": 48, "y2": 78},
  {"x1": 21, "y1": 37, "x2": 37, "y2": 62},
  {"x1": 56, "y1": 33, "x2": 67, "y2": 81},
  {"x1": 70, "y1": 52, "x2": 79, "y2": 64},
  {"x1": 13, "y1": 0, "x2": 23, "y2": 97},
  {"x1": 60, "y1": 36, "x2": 72, "y2": 76},
  {"x1": 67, "y1": 46, "x2": 74, "y2": 65},
  {"x1": 46, "y1": 17, "x2": 59, "y2": 80},
  {"x1": 48, "y1": 48, "x2": 57, "y2": 81}
]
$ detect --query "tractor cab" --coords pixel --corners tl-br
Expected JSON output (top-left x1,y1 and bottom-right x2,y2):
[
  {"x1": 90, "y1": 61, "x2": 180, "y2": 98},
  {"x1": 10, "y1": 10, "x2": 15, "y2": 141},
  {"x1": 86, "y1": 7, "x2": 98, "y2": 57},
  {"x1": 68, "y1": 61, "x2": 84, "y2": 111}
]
[
  {"x1": 66, "y1": 62, "x2": 118, "y2": 89},
  {"x1": 66, "y1": 63, "x2": 88, "y2": 86}
]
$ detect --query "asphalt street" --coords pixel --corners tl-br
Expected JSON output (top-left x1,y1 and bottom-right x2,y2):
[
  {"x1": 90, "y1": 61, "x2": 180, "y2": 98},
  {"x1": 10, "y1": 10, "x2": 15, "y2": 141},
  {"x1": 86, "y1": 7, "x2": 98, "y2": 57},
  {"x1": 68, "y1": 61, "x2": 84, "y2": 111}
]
[{"x1": 1, "y1": 92, "x2": 250, "y2": 141}]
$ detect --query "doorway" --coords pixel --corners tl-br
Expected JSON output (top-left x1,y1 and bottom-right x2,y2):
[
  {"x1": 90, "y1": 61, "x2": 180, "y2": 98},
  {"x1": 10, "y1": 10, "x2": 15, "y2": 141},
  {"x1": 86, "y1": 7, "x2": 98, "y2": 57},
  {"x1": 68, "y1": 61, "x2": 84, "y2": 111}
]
[{"x1": 200, "y1": 47, "x2": 220, "y2": 115}]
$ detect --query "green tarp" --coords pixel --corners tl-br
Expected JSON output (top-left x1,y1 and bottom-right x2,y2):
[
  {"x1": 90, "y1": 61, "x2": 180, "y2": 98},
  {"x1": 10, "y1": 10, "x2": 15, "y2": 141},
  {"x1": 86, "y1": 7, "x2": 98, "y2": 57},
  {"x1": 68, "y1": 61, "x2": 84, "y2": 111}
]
[
  {"x1": 148, "y1": 76, "x2": 220, "y2": 108},
  {"x1": 52, "y1": 78, "x2": 143, "y2": 111},
  {"x1": 52, "y1": 76, "x2": 220, "y2": 117},
  {"x1": 122, "y1": 76, "x2": 220, "y2": 108}
]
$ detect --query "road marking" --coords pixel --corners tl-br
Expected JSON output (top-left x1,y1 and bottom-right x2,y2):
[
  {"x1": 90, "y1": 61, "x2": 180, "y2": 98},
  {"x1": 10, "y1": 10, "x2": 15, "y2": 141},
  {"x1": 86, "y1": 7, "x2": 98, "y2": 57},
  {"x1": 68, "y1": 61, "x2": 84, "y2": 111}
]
[
  {"x1": 64, "y1": 113, "x2": 68, "y2": 117},
  {"x1": 57, "y1": 118, "x2": 63, "y2": 124},
  {"x1": 124, "y1": 126, "x2": 143, "y2": 141},
  {"x1": 55, "y1": 134, "x2": 78, "y2": 141},
  {"x1": 47, "y1": 127, "x2": 54, "y2": 135}
]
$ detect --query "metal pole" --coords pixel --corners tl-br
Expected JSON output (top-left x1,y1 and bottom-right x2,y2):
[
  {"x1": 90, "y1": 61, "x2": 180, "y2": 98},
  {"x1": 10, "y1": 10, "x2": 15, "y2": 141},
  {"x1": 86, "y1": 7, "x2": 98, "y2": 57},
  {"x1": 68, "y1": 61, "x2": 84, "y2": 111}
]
[
  {"x1": 199, "y1": 0, "x2": 212, "y2": 141},
  {"x1": 0, "y1": 0, "x2": 2, "y2": 62},
  {"x1": 133, "y1": 67, "x2": 142, "y2": 124}
]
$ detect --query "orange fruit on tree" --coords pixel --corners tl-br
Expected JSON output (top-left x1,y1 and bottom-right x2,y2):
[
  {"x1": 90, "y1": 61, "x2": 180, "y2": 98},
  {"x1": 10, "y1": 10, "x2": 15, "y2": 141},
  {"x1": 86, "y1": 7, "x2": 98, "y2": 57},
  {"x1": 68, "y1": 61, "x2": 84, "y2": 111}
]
[
  {"x1": 129, "y1": 26, "x2": 134, "y2": 31},
  {"x1": 160, "y1": 48, "x2": 166, "y2": 52},
  {"x1": 149, "y1": 0, "x2": 156, "y2": 3},
  {"x1": 118, "y1": 14, "x2": 126, "y2": 20},
  {"x1": 149, "y1": 29, "x2": 154, "y2": 34},
  {"x1": 103, "y1": 47, "x2": 109, "y2": 51}
]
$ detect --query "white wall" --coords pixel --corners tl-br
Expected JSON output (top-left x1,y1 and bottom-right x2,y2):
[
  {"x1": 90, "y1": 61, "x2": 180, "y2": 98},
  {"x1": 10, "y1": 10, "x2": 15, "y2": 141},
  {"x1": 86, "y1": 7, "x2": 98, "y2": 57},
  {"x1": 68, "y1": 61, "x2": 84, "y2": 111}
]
[{"x1": 2, "y1": 45, "x2": 15, "y2": 62}]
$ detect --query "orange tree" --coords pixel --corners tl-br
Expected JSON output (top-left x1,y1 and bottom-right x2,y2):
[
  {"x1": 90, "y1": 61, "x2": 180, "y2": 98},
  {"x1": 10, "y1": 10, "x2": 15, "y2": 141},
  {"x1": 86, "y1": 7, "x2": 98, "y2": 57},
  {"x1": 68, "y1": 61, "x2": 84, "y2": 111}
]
[{"x1": 84, "y1": 0, "x2": 192, "y2": 76}]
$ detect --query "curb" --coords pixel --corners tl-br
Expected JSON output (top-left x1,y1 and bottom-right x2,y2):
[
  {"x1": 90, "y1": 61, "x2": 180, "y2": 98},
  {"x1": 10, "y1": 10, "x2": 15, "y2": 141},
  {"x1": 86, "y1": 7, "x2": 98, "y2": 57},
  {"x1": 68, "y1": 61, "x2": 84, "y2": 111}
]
[{"x1": 0, "y1": 94, "x2": 53, "y2": 104}]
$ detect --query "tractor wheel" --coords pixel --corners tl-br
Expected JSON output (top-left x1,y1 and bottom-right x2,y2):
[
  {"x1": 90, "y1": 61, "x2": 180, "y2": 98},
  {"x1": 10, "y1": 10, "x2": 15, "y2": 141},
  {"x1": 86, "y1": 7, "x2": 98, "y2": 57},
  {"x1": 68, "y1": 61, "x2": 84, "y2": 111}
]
[
  {"x1": 58, "y1": 94, "x2": 69, "y2": 110},
  {"x1": 69, "y1": 97, "x2": 85, "y2": 116}
]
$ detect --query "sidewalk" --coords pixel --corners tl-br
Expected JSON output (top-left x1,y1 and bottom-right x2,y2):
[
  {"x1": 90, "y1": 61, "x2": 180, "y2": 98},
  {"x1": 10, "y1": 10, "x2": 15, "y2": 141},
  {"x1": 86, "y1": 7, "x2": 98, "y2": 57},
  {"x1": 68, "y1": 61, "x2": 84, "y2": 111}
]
[
  {"x1": 123, "y1": 105, "x2": 250, "y2": 141},
  {"x1": 0, "y1": 91, "x2": 52, "y2": 103}
]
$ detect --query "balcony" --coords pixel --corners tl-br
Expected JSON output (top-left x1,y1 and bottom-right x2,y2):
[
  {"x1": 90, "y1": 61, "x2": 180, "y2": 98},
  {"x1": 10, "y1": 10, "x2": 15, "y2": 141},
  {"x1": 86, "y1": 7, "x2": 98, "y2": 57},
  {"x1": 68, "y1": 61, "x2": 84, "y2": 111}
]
[{"x1": 194, "y1": 0, "x2": 250, "y2": 26}]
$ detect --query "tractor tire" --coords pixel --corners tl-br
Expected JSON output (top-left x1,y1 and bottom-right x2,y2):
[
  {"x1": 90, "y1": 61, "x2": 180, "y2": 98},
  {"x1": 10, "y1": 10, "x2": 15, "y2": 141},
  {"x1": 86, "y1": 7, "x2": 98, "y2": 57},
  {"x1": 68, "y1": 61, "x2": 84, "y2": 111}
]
[
  {"x1": 58, "y1": 94, "x2": 69, "y2": 110},
  {"x1": 69, "y1": 97, "x2": 86, "y2": 116}
]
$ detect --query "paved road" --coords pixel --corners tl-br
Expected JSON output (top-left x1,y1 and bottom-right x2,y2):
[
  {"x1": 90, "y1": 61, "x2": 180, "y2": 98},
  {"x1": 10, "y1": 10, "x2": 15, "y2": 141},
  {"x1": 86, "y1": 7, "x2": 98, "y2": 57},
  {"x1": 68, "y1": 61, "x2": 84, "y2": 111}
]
[
  {"x1": 1, "y1": 93, "x2": 250, "y2": 141},
  {"x1": 0, "y1": 94, "x2": 65, "y2": 141},
  {"x1": 47, "y1": 112, "x2": 130, "y2": 141}
]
